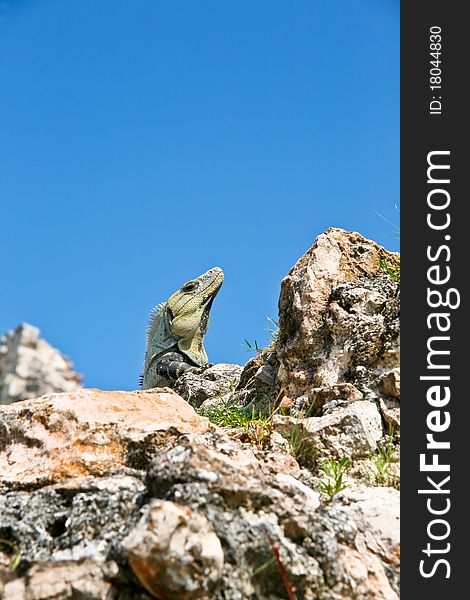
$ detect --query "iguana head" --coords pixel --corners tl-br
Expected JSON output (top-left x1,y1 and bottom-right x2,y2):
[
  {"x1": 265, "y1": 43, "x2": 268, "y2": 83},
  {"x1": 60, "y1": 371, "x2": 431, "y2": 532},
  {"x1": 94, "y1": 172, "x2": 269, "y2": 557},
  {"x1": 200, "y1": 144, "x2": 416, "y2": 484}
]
[{"x1": 166, "y1": 266, "x2": 224, "y2": 366}]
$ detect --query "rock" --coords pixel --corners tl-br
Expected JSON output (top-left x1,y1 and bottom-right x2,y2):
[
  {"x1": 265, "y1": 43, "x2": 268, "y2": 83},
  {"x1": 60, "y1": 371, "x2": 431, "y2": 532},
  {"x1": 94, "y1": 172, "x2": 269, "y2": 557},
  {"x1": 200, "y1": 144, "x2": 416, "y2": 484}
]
[
  {"x1": 145, "y1": 434, "x2": 336, "y2": 599},
  {"x1": 331, "y1": 486, "x2": 400, "y2": 566},
  {"x1": 224, "y1": 351, "x2": 279, "y2": 416},
  {"x1": 285, "y1": 383, "x2": 364, "y2": 417},
  {"x1": 1, "y1": 560, "x2": 119, "y2": 600},
  {"x1": 0, "y1": 323, "x2": 82, "y2": 405},
  {"x1": 378, "y1": 398, "x2": 400, "y2": 431},
  {"x1": 0, "y1": 475, "x2": 145, "y2": 565},
  {"x1": 124, "y1": 499, "x2": 224, "y2": 600},
  {"x1": 0, "y1": 384, "x2": 400, "y2": 599},
  {"x1": 144, "y1": 431, "x2": 399, "y2": 599},
  {"x1": 337, "y1": 546, "x2": 398, "y2": 600},
  {"x1": 328, "y1": 486, "x2": 400, "y2": 596},
  {"x1": 0, "y1": 388, "x2": 211, "y2": 488},
  {"x1": 174, "y1": 363, "x2": 243, "y2": 408},
  {"x1": 253, "y1": 364, "x2": 276, "y2": 389},
  {"x1": 276, "y1": 228, "x2": 400, "y2": 402},
  {"x1": 274, "y1": 401, "x2": 383, "y2": 461},
  {"x1": 256, "y1": 450, "x2": 302, "y2": 479},
  {"x1": 379, "y1": 369, "x2": 400, "y2": 399}
]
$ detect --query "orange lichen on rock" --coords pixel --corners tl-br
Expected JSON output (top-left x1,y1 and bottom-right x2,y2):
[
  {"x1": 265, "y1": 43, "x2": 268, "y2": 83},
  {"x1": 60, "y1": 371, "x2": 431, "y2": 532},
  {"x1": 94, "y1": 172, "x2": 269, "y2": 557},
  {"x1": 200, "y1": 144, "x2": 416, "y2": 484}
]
[{"x1": 0, "y1": 387, "x2": 211, "y2": 488}]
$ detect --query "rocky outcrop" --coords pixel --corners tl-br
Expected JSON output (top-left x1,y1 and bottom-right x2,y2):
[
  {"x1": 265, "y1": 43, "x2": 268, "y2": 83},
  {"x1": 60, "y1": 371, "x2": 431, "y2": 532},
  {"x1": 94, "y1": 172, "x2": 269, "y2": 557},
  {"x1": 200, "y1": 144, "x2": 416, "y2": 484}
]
[
  {"x1": 276, "y1": 228, "x2": 399, "y2": 406},
  {"x1": 0, "y1": 323, "x2": 82, "y2": 405},
  {"x1": 0, "y1": 387, "x2": 399, "y2": 599},
  {"x1": 187, "y1": 229, "x2": 399, "y2": 423}
]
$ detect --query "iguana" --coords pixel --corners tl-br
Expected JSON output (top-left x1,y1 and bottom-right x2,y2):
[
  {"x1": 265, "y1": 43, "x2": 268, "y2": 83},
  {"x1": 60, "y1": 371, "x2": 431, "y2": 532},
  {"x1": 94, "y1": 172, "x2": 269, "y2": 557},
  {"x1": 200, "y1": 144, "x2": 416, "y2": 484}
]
[{"x1": 141, "y1": 267, "x2": 224, "y2": 389}]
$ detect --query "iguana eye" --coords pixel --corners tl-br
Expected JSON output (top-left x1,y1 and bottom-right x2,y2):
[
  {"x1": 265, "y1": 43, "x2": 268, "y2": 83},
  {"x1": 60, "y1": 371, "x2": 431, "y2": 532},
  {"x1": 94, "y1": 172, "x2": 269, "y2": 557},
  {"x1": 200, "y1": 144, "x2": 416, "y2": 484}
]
[{"x1": 183, "y1": 281, "x2": 197, "y2": 292}]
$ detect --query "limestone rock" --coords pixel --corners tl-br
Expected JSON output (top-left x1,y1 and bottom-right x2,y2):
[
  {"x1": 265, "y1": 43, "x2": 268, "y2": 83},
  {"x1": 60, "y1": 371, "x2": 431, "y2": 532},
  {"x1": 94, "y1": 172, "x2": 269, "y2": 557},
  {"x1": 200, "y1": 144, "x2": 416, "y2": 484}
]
[
  {"x1": 145, "y1": 435, "x2": 335, "y2": 599},
  {"x1": 329, "y1": 486, "x2": 400, "y2": 596},
  {"x1": 0, "y1": 385, "x2": 400, "y2": 599},
  {"x1": 144, "y1": 431, "x2": 397, "y2": 599},
  {"x1": 274, "y1": 400, "x2": 383, "y2": 461},
  {"x1": 0, "y1": 387, "x2": 211, "y2": 488},
  {"x1": 378, "y1": 397, "x2": 400, "y2": 431},
  {"x1": 379, "y1": 368, "x2": 400, "y2": 399},
  {"x1": 288, "y1": 383, "x2": 364, "y2": 417},
  {"x1": 337, "y1": 546, "x2": 398, "y2": 600},
  {"x1": 0, "y1": 475, "x2": 145, "y2": 566},
  {"x1": 0, "y1": 323, "x2": 82, "y2": 405},
  {"x1": 1, "y1": 560, "x2": 119, "y2": 600},
  {"x1": 174, "y1": 363, "x2": 243, "y2": 408},
  {"x1": 124, "y1": 499, "x2": 224, "y2": 600},
  {"x1": 330, "y1": 486, "x2": 400, "y2": 566},
  {"x1": 276, "y1": 228, "x2": 399, "y2": 402}
]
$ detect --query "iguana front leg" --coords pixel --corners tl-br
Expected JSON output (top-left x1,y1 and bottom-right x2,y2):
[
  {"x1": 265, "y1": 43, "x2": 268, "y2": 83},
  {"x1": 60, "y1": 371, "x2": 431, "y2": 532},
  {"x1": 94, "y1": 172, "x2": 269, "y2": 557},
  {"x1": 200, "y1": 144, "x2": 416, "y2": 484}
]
[
  {"x1": 155, "y1": 351, "x2": 199, "y2": 381},
  {"x1": 140, "y1": 351, "x2": 200, "y2": 389}
]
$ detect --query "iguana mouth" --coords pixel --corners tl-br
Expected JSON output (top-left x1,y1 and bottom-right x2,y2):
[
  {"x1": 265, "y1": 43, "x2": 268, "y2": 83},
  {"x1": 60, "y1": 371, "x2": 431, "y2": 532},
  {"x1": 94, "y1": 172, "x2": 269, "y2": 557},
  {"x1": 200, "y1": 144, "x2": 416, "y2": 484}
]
[
  {"x1": 199, "y1": 277, "x2": 223, "y2": 333},
  {"x1": 204, "y1": 276, "x2": 223, "y2": 304},
  {"x1": 201, "y1": 284, "x2": 220, "y2": 321}
]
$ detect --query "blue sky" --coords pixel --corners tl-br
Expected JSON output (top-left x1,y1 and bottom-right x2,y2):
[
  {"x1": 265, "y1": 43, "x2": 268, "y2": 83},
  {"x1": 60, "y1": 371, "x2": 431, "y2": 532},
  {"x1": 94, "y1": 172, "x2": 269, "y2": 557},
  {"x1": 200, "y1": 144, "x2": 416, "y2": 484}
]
[{"x1": 0, "y1": 0, "x2": 399, "y2": 390}]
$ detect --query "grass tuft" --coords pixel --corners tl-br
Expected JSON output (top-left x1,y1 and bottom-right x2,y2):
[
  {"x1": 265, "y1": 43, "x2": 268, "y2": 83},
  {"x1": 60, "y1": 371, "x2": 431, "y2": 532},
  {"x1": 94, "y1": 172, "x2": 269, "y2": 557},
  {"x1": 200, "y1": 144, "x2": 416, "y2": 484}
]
[
  {"x1": 318, "y1": 457, "x2": 351, "y2": 497},
  {"x1": 374, "y1": 428, "x2": 400, "y2": 488},
  {"x1": 379, "y1": 257, "x2": 400, "y2": 281}
]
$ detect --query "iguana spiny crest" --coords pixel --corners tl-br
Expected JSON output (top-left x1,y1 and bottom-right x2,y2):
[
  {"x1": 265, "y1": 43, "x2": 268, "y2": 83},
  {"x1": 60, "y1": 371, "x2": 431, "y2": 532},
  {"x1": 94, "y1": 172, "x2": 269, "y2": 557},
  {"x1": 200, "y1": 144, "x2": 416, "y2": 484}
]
[{"x1": 141, "y1": 267, "x2": 224, "y2": 389}]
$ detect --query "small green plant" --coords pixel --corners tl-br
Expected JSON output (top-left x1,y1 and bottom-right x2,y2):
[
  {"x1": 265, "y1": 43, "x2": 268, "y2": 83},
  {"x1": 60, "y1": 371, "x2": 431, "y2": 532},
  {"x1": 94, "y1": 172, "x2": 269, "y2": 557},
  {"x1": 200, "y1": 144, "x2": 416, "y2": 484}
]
[
  {"x1": 284, "y1": 401, "x2": 317, "y2": 463},
  {"x1": 199, "y1": 403, "x2": 273, "y2": 446},
  {"x1": 379, "y1": 257, "x2": 400, "y2": 282},
  {"x1": 199, "y1": 404, "x2": 254, "y2": 428},
  {"x1": 318, "y1": 457, "x2": 351, "y2": 497},
  {"x1": 243, "y1": 338, "x2": 263, "y2": 354},
  {"x1": 287, "y1": 425, "x2": 310, "y2": 462},
  {"x1": 0, "y1": 537, "x2": 21, "y2": 570},
  {"x1": 243, "y1": 316, "x2": 280, "y2": 355},
  {"x1": 251, "y1": 556, "x2": 276, "y2": 578},
  {"x1": 375, "y1": 428, "x2": 399, "y2": 487},
  {"x1": 266, "y1": 317, "x2": 279, "y2": 341}
]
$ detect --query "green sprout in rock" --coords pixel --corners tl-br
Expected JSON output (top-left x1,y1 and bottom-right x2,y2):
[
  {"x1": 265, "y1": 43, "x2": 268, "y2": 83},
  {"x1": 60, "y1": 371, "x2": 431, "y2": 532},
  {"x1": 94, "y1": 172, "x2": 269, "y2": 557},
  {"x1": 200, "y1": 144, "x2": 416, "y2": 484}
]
[
  {"x1": 375, "y1": 427, "x2": 400, "y2": 488},
  {"x1": 318, "y1": 457, "x2": 351, "y2": 498}
]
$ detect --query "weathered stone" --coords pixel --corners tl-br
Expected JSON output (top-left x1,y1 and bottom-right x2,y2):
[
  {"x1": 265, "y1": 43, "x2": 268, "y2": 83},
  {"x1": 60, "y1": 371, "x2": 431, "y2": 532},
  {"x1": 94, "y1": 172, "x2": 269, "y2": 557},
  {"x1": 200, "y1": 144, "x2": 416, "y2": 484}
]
[
  {"x1": 0, "y1": 475, "x2": 145, "y2": 567},
  {"x1": 124, "y1": 499, "x2": 224, "y2": 600},
  {"x1": 276, "y1": 228, "x2": 399, "y2": 401},
  {"x1": 338, "y1": 546, "x2": 398, "y2": 600},
  {"x1": 231, "y1": 350, "x2": 279, "y2": 414},
  {"x1": 274, "y1": 401, "x2": 383, "y2": 461},
  {"x1": 0, "y1": 385, "x2": 399, "y2": 599},
  {"x1": 1, "y1": 560, "x2": 119, "y2": 600},
  {"x1": 279, "y1": 396, "x2": 292, "y2": 410},
  {"x1": 379, "y1": 369, "x2": 400, "y2": 399},
  {"x1": 174, "y1": 363, "x2": 243, "y2": 408},
  {"x1": 145, "y1": 435, "x2": 342, "y2": 599},
  {"x1": 0, "y1": 323, "x2": 82, "y2": 405},
  {"x1": 254, "y1": 364, "x2": 276, "y2": 388},
  {"x1": 0, "y1": 388, "x2": 211, "y2": 488},
  {"x1": 329, "y1": 486, "x2": 400, "y2": 593},
  {"x1": 378, "y1": 398, "x2": 400, "y2": 430},
  {"x1": 286, "y1": 383, "x2": 364, "y2": 417}
]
